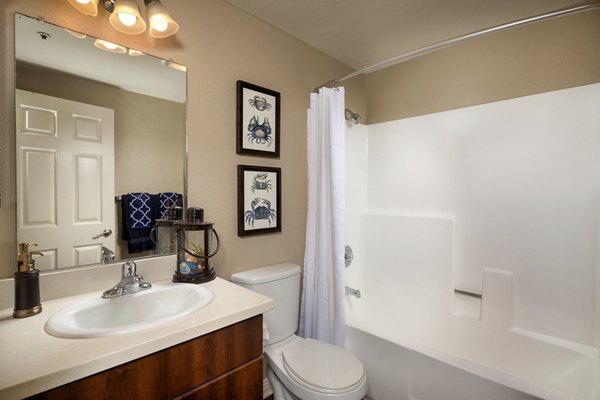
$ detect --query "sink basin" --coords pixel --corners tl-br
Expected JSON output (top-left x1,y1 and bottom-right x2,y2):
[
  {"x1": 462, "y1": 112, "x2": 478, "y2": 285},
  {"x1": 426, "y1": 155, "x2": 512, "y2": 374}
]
[{"x1": 45, "y1": 284, "x2": 213, "y2": 338}]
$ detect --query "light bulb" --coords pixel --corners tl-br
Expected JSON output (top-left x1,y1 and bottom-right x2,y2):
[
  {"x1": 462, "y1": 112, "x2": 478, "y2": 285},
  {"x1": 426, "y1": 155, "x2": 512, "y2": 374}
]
[
  {"x1": 118, "y1": 12, "x2": 137, "y2": 27},
  {"x1": 104, "y1": 41, "x2": 117, "y2": 50},
  {"x1": 76, "y1": 0, "x2": 90, "y2": 4},
  {"x1": 154, "y1": 20, "x2": 168, "y2": 32}
]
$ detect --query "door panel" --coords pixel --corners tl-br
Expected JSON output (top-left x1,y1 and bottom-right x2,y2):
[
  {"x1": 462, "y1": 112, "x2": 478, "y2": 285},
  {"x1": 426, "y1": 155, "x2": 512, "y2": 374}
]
[
  {"x1": 16, "y1": 90, "x2": 115, "y2": 269},
  {"x1": 21, "y1": 147, "x2": 56, "y2": 226}
]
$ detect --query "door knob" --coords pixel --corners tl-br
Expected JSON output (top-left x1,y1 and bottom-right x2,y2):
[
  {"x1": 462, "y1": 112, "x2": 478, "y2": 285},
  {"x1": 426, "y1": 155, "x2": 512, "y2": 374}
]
[{"x1": 92, "y1": 228, "x2": 113, "y2": 239}]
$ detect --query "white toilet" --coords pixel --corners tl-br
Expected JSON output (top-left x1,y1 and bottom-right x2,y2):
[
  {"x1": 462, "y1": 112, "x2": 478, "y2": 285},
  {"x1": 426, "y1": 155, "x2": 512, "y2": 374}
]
[{"x1": 231, "y1": 263, "x2": 368, "y2": 400}]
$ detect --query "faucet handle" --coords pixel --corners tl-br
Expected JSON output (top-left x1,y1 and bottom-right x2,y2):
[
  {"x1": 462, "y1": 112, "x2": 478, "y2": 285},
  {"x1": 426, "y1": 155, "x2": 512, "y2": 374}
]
[{"x1": 122, "y1": 260, "x2": 137, "y2": 277}]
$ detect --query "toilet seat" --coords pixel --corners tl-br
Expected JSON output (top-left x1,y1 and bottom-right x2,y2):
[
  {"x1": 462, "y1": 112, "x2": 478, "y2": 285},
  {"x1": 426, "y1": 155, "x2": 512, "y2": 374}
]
[
  {"x1": 265, "y1": 335, "x2": 368, "y2": 400},
  {"x1": 282, "y1": 338, "x2": 365, "y2": 394}
]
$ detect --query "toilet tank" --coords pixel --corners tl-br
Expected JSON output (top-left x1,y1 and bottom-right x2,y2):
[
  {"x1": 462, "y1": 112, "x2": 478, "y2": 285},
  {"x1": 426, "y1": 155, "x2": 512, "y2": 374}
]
[{"x1": 231, "y1": 263, "x2": 301, "y2": 345}]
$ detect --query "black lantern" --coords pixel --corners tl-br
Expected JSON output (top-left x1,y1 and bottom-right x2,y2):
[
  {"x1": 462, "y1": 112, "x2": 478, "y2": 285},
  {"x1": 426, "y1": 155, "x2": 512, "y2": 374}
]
[
  {"x1": 173, "y1": 207, "x2": 220, "y2": 284},
  {"x1": 151, "y1": 206, "x2": 183, "y2": 254}
]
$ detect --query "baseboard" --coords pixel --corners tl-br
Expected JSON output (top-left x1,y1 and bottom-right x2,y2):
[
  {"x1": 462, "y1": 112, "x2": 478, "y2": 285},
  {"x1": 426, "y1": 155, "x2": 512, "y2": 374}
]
[{"x1": 263, "y1": 376, "x2": 273, "y2": 399}]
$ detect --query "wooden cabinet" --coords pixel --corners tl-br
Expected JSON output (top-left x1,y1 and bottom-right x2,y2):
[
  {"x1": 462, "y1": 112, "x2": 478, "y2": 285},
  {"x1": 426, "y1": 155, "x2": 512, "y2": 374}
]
[{"x1": 30, "y1": 315, "x2": 263, "y2": 400}]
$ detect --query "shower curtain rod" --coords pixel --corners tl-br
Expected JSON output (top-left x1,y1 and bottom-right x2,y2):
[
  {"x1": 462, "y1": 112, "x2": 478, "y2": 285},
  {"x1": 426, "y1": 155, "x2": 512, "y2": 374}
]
[{"x1": 315, "y1": 1, "x2": 600, "y2": 91}]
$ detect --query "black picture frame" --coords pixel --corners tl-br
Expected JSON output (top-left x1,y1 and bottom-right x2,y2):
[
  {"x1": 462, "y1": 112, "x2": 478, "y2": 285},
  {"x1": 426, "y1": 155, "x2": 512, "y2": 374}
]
[
  {"x1": 237, "y1": 165, "x2": 281, "y2": 236},
  {"x1": 236, "y1": 80, "x2": 281, "y2": 158}
]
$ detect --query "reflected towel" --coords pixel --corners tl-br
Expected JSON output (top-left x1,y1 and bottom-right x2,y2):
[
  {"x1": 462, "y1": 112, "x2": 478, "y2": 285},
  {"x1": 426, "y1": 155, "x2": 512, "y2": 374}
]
[
  {"x1": 127, "y1": 192, "x2": 153, "y2": 229},
  {"x1": 156, "y1": 192, "x2": 183, "y2": 219},
  {"x1": 121, "y1": 193, "x2": 156, "y2": 254}
]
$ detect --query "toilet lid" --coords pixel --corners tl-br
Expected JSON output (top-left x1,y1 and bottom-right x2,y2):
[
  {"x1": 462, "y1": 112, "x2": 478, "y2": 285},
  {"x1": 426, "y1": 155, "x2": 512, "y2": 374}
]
[{"x1": 282, "y1": 338, "x2": 365, "y2": 392}]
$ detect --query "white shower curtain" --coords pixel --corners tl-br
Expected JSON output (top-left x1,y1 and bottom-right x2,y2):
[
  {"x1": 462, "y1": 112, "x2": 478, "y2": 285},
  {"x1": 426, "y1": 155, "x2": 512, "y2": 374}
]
[{"x1": 300, "y1": 87, "x2": 346, "y2": 347}]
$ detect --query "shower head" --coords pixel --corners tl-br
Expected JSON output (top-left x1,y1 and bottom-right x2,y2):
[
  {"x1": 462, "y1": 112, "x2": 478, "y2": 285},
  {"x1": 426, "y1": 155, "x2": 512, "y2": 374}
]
[{"x1": 345, "y1": 108, "x2": 361, "y2": 125}]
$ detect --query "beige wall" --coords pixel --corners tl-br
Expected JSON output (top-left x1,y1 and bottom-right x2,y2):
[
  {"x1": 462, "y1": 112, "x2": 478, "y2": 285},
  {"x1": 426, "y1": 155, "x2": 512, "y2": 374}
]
[
  {"x1": 365, "y1": 10, "x2": 600, "y2": 124},
  {"x1": 0, "y1": 0, "x2": 352, "y2": 278}
]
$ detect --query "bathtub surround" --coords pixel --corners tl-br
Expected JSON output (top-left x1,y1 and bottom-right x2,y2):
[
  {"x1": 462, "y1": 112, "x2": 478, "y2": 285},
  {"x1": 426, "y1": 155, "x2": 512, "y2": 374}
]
[
  {"x1": 345, "y1": 84, "x2": 600, "y2": 399},
  {"x1": 365, "y1": 84, "x2": 600, "y2": 345},
  {"x1": 301, "y1": 87, "x2": 347, "y2": 346}
]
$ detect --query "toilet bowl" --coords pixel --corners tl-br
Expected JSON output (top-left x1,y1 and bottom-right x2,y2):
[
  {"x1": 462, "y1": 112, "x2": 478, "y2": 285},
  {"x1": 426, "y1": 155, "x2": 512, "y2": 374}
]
[{"x1": 231, "y1": 263, "x2": 368, "y2": 400}]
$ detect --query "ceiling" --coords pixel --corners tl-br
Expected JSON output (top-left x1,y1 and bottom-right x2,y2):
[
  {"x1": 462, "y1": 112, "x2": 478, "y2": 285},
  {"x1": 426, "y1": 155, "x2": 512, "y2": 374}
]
[{"x1": 225, "y1": 0, "x2": 582, "y2": 72}]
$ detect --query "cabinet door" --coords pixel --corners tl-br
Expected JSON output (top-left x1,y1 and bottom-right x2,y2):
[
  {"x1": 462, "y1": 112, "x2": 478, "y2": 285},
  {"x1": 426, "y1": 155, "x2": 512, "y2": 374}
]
[{"x1": 176, "y1": 358, "x2": 263, "y2": 400}]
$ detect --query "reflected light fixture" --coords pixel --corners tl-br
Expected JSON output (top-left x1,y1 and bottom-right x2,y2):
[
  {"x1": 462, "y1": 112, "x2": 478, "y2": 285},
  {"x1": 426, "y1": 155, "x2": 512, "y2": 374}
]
[
  {"x1": 128, "y1": 48, "x2": 145, "y2": 56},
  {"x1": 93, "y1": 38, "x2": 127, "y2": 53},
  {"x1": 64, "y1": 28, "x2": 87, "y2": 39},
  {"x1": 161, "y1": 59, "x2": 186, "y2": 72},
  {"x1": 66, "y1": 0, "x2": 179, "y2": 38}
]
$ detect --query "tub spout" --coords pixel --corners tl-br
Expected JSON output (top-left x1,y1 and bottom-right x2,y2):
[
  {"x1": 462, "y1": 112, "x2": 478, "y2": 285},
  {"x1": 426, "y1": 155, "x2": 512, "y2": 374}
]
[{"x1": 345, "y1": 285, "x2": 361, "y2": 298}]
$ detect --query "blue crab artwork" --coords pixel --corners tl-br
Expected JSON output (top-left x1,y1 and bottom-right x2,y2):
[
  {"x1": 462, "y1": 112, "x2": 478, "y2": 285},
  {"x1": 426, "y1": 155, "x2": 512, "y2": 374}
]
[
  {"x1": 251, "y1": 173, "x2": 272, "y2": 193},
  {"x1": 247, "y1": 116, "x2": 272, "y2": 146},
  {"x1": 245, "y1": 198, "x2": 277, "y2": 227},
  {"x1": 248, "y1": 95, "x2": 272, "y2": 111}
]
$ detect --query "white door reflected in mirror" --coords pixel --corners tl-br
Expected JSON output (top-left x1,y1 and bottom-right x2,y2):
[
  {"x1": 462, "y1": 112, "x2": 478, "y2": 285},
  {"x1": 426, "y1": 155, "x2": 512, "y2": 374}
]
[{"x1": 16, "y1": 90, "x2": 115, "y2": 270}]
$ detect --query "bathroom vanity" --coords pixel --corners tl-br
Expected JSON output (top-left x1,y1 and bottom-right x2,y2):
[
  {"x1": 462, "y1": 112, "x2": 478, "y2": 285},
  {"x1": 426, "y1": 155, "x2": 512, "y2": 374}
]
[
  {"x1": 30, "y1": 316, "x2": 263, "y2": 399},
  {"x1": 0, "y1": 276, "x2": 273, "y2": 399}
]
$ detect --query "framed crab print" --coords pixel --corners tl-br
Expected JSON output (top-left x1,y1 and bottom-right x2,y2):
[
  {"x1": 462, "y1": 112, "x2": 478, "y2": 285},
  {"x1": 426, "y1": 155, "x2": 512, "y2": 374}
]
[
  {"x1": 237, "y1": 80, "x2": 281, "y2": 158},
  {"x1": 238, "y1": 165, "x2": 281, "y2": 236}
]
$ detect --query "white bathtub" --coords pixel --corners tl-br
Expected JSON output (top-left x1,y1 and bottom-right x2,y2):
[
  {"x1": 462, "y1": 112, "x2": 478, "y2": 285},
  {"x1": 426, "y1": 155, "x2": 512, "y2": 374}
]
[
  {"x1": 344, "y1": 313, "x2": 597, "y2": 400},
  {"x1": 343, "y1": 215, "x2": 598, "y2": 400}
]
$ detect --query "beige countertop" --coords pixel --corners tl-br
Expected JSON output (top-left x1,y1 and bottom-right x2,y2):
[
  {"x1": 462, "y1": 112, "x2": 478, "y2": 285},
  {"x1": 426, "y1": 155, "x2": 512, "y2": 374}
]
[{"x1": 0, "y1": 277, "x2": 273, "y2": 399}]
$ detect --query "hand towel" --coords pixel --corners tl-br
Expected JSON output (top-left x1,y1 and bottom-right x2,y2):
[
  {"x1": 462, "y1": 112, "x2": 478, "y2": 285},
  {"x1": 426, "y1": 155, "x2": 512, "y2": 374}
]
[
  {"x1": 121, "y1": 193, "x2": 156, "y2": 253},
  {"x1": 156, "y1": 192, "x2": 183, "y2": 219}
]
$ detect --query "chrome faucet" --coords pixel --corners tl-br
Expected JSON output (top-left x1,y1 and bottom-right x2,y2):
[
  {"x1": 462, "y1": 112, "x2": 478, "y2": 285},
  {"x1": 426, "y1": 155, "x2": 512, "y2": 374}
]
[
  {"x1": 345, "y1": 285, "x2": 361, "y2": 298},
  {"x1": 101, "y1": 246, "x2": 115, "y2": 264},
  {"x1": 102, "y1": 261, "x2": 152, "y2": 298}
]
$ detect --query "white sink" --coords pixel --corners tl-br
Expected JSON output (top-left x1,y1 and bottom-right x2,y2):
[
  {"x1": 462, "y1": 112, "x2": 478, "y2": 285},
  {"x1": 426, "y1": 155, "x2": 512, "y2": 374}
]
[{"x1": 45, "y1": 283, "x2": 213, "y2": 338}]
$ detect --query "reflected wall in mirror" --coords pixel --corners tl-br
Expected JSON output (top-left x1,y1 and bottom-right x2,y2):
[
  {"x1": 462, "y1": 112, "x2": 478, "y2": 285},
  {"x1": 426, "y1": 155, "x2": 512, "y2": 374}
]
[{"x1": 13, "y1": 13, "x2": 186, "y2": 275}]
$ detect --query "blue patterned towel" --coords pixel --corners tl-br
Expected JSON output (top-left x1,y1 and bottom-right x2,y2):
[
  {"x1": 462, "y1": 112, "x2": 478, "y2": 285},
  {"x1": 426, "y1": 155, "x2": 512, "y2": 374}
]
[
  {"x1": 158, "y1": 192, "x2": 183, "y2": 219},
  {"x1": 128, "y1": 192, "x2": 152, "y2": 229},
  {"x1": 121, "y1": 193, "x2": 155, "y2": 254}
]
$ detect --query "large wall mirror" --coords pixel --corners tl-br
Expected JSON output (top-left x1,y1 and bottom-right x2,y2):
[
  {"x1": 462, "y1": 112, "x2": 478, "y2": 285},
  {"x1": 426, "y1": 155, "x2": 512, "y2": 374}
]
[{"x1": 12, "y1": 13, "x2": 187, "y2": 275}]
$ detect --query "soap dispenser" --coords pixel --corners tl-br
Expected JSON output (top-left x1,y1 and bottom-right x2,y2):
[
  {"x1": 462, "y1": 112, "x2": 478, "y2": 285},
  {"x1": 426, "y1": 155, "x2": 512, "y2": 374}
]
[{"x1": 13, "y1": 243, "x2": 43, "y2": 318}]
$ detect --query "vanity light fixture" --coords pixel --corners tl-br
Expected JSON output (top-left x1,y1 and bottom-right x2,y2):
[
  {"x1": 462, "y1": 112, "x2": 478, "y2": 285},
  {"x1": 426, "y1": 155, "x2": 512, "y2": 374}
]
[
  {"x1": 66, "y1": 0, "x2": 101, "y2": 17},
  {"x1": 145, "y1": 0, "x2": 179, "y2": 38},
  {"x1": 109, "y1": 0, "x2": 146, "y2": 35},
  {"x1": 66, "y1": 0, "x2": 179, "y2": 38}
]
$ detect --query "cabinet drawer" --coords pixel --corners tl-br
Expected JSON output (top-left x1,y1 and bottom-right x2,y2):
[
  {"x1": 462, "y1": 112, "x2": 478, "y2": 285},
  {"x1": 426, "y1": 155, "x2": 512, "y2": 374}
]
[{"x1": 30, "y1": 315, "x2": 263, "y2": 400}]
